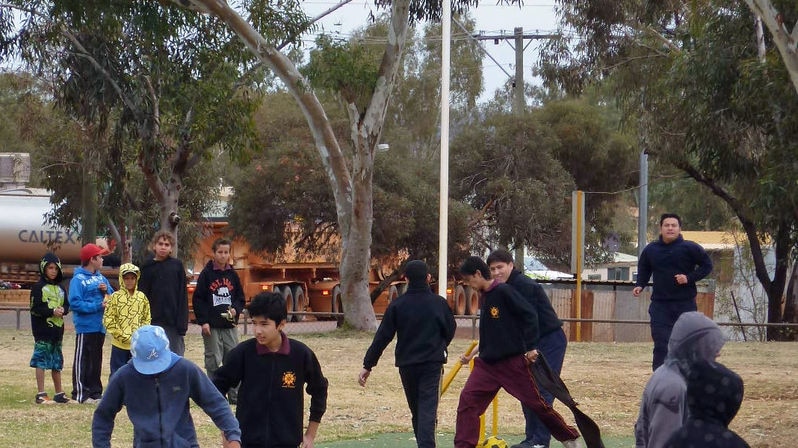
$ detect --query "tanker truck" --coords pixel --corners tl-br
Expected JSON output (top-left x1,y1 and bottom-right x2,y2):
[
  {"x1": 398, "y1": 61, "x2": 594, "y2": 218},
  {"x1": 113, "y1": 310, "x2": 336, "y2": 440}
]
[{"x1": 0, "y1": 188, "x2": 86, "y2": 285}]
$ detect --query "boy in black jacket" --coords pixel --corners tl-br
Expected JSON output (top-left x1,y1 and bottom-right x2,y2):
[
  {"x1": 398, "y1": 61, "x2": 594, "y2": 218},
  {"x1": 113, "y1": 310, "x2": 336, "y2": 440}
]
[
  {"x1": 359, "y1": 260, "x2": 457, "y2": 448},
  {"x1": 213, "y1": 292, "x2": 328, "y2": 448},
  {"x1": 29, "y1": 252, "x2": 70, "y2": 404},
  {"x1": 192, "y1": 238, "x2": 245, "y2": 403},
  {"x1": 138, "y1": 230, "x2": 189, "y2": 356}
]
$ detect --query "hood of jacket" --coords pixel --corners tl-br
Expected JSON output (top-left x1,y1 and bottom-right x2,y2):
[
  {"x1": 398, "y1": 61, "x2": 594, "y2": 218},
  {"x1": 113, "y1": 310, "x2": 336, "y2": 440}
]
[
  {"x1": 666, "y1": 311, "x2": 726, "y2": 368},
  {"x1": 39, "y1": 252, "x2": 63, "y2": 284},
  {"x1": 685, "y1": 359, "x2": 744, "y2": 426},
  {"x1": 118, "y1": 263, "x2": 141, "y2": 292}
]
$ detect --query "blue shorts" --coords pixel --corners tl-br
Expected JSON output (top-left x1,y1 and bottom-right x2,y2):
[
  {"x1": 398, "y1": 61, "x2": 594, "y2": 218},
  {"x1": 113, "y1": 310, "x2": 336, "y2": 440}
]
[{"x1": 30, "y1": 340, "x2": 64, "y2": 371}]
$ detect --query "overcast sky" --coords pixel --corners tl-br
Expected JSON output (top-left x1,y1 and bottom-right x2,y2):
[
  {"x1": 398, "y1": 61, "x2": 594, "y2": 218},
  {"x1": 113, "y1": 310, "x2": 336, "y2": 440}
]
[{"x1": 300, "y1": 1, "x2": 560, "y2": 103}]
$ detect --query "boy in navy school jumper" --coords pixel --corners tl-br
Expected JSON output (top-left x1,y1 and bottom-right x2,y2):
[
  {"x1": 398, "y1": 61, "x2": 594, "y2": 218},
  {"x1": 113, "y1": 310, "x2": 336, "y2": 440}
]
[{"x1": 213, "y1": 292, "x2": 328, "y2": 448}]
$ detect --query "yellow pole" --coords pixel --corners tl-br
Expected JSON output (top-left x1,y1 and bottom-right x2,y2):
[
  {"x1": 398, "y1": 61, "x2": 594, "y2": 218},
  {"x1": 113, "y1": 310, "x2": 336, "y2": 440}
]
[
  {"x1": 440, "y1": 340, "x2": 478, "y2": 396},
  {"x1": 491, "y1": 394, "x2": 499, "y2": 437}
]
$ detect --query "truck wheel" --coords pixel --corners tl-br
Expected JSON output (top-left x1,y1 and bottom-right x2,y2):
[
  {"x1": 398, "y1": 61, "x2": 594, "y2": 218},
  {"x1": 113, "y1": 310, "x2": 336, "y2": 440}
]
[
  {"x1": 464, "y1": 286, "x2": 480, "y2": 316},
  {"x1": 453, "y1": 285, "x2": 466, "y2": 315},
  {"x1": 292, "y1": 286, "x2": 307, "y2": 322},
  {"x1": 281, "y1": 286, "x2": 295, "y2": 321}
]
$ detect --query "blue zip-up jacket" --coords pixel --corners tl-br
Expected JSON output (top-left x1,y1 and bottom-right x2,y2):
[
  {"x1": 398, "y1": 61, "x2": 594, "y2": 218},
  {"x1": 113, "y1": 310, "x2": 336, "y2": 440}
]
[
  {"x1": 635, "y1": 235, "x2": 713, "y2": 302},
  {"x1": 69, "y1": 266, "x2": 114, "y2": 334},
  {"x1": 92, "y1": 354, "x2": 241, "y2": 448}
]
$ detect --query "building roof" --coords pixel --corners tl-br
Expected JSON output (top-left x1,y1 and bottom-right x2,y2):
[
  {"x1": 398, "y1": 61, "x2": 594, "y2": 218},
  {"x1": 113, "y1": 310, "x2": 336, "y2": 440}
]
[{"x1": 681, "y1": 231, "x2": 745, "y2": 250}]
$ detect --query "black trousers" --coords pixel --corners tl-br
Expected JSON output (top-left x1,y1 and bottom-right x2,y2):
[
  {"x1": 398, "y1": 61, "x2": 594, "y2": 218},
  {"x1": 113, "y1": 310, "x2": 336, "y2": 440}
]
[
  {"x1": 649, "y1": 299, "x2": 698, "y2": 371},
  {"x1": 72, "y1": 332, "x2": 105, "y2": 402},
  {"x1": 398, "y1": 363, "x2": 443, "y2": 448}
]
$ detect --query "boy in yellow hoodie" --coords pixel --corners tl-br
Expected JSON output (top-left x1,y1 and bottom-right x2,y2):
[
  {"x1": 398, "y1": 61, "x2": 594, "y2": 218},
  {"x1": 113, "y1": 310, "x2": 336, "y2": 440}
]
[{"x1": 103, "y1": 263, "x2": 151, "y2": 376}]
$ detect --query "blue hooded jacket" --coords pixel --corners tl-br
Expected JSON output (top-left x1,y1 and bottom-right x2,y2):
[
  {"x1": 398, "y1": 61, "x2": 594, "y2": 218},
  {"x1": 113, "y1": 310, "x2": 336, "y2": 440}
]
[
  {"x1": 92, "y1": 354, "x2": 241, "y2": 448},
  {"x1": 68, "y1": 266, "x2": 114, "y2": 334}
]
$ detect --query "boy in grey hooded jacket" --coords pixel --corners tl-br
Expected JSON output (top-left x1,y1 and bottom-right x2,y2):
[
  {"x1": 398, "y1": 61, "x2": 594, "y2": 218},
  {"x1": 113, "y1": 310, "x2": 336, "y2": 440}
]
[{"x1": 634, "y1": 311, "x2": 725, "y2": 448}]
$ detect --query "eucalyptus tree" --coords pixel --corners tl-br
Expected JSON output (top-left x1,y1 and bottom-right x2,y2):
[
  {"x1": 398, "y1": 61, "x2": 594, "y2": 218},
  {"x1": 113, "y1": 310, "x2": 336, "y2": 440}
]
[
  {"x1": 0, "y1": 1, "x2": 263, "y2": 256},
  {"x1": 541, "y1": 0, "x2": 798, "y2": 337},
  {"x1": 166, "y1": 0, "x2": 520, "y2": 330}
]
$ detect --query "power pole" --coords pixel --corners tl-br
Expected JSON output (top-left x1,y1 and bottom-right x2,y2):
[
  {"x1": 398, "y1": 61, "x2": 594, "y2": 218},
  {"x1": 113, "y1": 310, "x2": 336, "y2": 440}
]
[{"x1": 473, "y1": 27, "x2": 558, "y2": 266}]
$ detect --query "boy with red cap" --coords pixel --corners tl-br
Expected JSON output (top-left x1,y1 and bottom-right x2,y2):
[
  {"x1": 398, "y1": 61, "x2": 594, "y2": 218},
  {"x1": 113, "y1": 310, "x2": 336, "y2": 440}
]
[{"x1": 70, "y1": 243, "x2": 114, "y2": 404}]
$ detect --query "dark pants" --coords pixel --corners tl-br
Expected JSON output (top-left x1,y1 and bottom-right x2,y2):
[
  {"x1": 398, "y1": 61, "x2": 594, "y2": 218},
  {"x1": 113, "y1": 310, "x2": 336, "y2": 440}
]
[
  {"x1": 521, "y1": 328, "x2": 568, "y2": 447},
  {"x1": 649, "y1": 300, "x2": 697, "y2": 370},
  {"x1": 109, "y1": 346, "x2": 132, "y2": 377},
  {"x1": 160, "y1": 325, "x2": 185, "y2": 356},
  {"x1": 455, "y1": 356, "x2": 579, "y2": 448},
  {"x1": 399, "y1": 363, "x2": 443, "y2": 448},
  {"x1": 72, "y1": 332, "x2": 104, "y2": 402}
]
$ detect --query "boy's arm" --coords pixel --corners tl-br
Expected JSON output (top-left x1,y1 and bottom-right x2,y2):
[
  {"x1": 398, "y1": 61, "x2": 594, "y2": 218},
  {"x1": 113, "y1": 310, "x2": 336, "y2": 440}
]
[
  {"x1": 192, "y1": 270, "x2": 210, "y2": 325},
  {"x1": 29, "y1": 285, "x2": 51, "y2": 317},
  {"x1": 142, "y1": 296, "x2": 152, "y2": 325},
  {"x1": 189, "y1": 362, "x2": 242, "y2": 445},
  {"x1": 68, "y1": 278, "x2": 101, "y2": 313},
  {"x1": 303, "y1": 421, "x2": 321, "y2": 448},
  {"x1": 176, "y1": 261, "x2": 189, "y2": 335},
  {"x1": 101, "y1": 296, "x2": 120, "y2": 339},
  {"x1": 91, "y1": 373, "x2": 124, "y2": 448},
  {"x1": 504, "y1": 285, "x2": 539, "y2": 350},
  {"x1": 362, "y1": 305, "x2": 397, "y2": 370},
  {"x1": 305, "y1": 349, "x2": 329, "y2": 423},
  {"x1": 232, "y1": 272, "x2": 246, "y2": 315}
]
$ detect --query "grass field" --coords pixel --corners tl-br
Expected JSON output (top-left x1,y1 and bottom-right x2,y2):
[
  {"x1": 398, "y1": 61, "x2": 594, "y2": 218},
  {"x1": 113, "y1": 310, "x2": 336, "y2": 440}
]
[{"x1": 0, "y1": 325, "x2": 795, "y2": 447}]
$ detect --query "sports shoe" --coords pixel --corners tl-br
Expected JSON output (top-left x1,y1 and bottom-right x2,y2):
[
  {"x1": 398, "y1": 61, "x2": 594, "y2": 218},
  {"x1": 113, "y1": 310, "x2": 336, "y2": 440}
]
[
  {"x1": 82, "y1": 397, "x2": 101, "y2": 404},
  {"x1": 53, "y1": 392, "x2": 71, "y2": 404},
  {"x1": 35, "y1": 392, "x2": 53, "y2": 404},
  {"x1": 561, "y1": 438, "x2": 582, "y2": 448},
  {"x1": 510, "y1": 442, "x2": 542, "y2": 448}
]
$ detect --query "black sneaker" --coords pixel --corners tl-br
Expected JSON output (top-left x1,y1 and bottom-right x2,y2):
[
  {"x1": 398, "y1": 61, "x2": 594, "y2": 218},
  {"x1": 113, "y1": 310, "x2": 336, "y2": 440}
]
[
  {"x1": 53, "y1": 392, "x2": 71, "y2": 404},
  {"x1": 35, "y1": 392, "x2": 53, "y2": 404}
]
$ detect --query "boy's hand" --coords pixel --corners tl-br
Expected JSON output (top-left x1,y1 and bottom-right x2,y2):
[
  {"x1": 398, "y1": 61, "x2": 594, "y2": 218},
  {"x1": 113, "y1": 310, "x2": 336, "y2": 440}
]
[
  {"x1": 221, "y1": 433, "x2": 240, "y2": 448},
  {"x1": 202, "y1": 323, "x2": 211, "y2": 336},
  {"x1": 98, "y1": 283, "x2": 107, "y2": 293},
  {"x1": 358, "y1": 368, "x2": 370, "y2": 387}
]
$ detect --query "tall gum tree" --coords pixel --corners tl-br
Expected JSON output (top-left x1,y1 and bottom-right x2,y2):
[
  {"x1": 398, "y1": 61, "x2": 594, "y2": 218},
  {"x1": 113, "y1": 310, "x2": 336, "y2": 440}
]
[{"x1": 169, "y1": 0, "x2": 495, "y2": 330}]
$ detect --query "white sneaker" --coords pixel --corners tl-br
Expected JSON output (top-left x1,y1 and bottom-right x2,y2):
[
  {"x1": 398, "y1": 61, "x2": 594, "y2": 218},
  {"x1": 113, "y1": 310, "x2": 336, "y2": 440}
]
[{"x1": 561, "y1": 438, "x2": 582, "y2": 448}]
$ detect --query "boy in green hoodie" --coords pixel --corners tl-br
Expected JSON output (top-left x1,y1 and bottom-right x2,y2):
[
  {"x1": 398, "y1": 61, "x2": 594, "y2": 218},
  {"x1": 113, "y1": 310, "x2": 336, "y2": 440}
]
[
  {"x1": 30, "y1": 252, "x2": 70, "y2": 404},
  {"x1": 103, "y1": 263, "x2": 151, "y2": 376}
]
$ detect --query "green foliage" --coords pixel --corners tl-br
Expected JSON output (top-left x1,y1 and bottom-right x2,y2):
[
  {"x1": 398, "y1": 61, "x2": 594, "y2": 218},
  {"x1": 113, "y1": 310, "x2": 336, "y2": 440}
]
[{"x1": 303, "y1": 28, "x2": 385, "y2": 111}]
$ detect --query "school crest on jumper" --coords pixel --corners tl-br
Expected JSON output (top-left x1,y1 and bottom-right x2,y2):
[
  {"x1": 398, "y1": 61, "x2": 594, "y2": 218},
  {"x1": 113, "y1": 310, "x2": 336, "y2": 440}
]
[
  {"x1": 282, "y1": 371, "x2": 297, "y2": 388},
  {"x1": 490, "y1": 306, "x2": 499, "y2": 318}
]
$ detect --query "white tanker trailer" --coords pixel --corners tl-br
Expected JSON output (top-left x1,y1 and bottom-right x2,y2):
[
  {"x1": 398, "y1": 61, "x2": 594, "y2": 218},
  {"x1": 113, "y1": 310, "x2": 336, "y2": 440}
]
[{"x1": 0, "y1": 189, "x2": 84, "y2": 284}]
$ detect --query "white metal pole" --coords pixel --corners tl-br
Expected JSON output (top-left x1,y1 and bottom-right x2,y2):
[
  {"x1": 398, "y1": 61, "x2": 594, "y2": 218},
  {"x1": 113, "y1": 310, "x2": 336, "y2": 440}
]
[{"x1": 438, "y1": 0, "x2": 451, "y2": 297}]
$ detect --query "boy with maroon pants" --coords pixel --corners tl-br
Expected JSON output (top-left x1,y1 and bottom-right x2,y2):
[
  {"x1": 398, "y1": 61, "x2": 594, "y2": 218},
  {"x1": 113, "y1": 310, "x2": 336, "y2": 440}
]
[{"x1": 455, "y1": 256, "x2": 581, "y2": 448}]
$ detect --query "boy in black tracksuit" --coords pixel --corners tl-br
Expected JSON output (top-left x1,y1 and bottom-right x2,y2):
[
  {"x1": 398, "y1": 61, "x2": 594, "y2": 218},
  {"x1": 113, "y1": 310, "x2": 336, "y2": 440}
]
[
  {"x1": 359, "y1": 260, "x2": 457, "y2": 448},
  {"x1": 213, "y1": 292, "x2": 328, "y2": 448},
  {"x1": 138, "y1": 230, "x2": 189, "y2": 356}
]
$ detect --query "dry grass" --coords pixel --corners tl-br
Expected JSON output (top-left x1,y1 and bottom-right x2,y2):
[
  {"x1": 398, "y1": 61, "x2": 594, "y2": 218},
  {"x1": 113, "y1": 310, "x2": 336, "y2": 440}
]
[{"x1": 0, "y1": 327, "x2": 795, "y2": 447}]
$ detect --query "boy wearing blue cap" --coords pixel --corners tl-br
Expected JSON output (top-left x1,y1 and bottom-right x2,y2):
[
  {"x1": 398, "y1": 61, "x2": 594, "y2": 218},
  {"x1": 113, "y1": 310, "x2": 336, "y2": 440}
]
[{"x1": 92, "y1": 325, "x2": 241, "y2": 448}]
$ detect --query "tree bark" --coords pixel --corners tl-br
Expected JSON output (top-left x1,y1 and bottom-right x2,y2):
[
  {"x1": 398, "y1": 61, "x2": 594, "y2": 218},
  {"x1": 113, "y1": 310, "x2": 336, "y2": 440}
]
[{"x1": 744, "y1": 0, "x2": 798, "y2": 94}]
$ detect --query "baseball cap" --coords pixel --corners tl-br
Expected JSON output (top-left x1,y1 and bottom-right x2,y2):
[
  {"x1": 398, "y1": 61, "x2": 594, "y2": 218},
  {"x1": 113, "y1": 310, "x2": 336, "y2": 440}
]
[
  {"x1": 80, "y1": 243, "x2": 108, "y2": 264},
  {"x1": 130, "y1": 325, "x2": 173, "y2": 375}
]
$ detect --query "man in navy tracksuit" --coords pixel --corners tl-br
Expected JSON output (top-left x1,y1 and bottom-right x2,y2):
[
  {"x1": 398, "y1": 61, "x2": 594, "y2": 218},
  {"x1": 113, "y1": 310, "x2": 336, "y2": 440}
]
[
  {"x1": 359, "y1": 260, "x2": 457, "y2": 448},
  {"x1": 488, "y1": 249, "x2": 566, "y2": 448},
  {"x1": 634, "y1": 213, "x2": 713, "y2": 371}
]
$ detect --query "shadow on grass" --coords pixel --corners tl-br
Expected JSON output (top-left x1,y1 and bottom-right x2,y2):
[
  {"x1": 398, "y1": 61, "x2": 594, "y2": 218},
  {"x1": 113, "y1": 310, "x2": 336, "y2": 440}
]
[{"x1": 317, "y1": 432, "x2": 634, "y2": 447}]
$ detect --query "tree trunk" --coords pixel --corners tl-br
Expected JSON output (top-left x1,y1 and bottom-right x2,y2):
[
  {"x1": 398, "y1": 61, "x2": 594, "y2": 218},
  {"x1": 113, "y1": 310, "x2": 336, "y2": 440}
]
[{"x1": 783, "y1": 262, "x2": 798, "y2": 340}]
